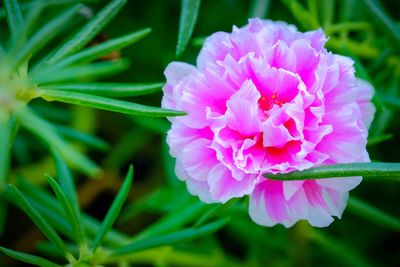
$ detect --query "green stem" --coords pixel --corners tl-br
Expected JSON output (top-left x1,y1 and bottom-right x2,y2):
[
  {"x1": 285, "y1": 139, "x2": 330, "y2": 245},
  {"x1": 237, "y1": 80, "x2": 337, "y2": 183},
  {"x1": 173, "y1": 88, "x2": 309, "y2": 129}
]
[{"x1": 264, "y1": 162, "x2": 400, "y2": 181}]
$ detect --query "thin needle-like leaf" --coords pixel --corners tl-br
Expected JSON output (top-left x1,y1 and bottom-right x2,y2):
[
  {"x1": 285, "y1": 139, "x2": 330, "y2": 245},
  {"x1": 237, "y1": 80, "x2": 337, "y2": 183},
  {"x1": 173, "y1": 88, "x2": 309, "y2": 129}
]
[
  {"x1": 6, "y1": 185, "x2": 70, "y2": 258},
  {"x1": 37, "y1": 0, "x2": 127, "y2": 69},
  {"x1": 38, "y1": 90, "x2": 186, "y2": 117},
  {"x1": 3, "y1": 0, "x2": 24, "y2": 37},
  {"x1": 361, "y1": 0, "x2": 400, "y2": 46},
  {"x1": 46, "y1": 175, "x2": 86, "y2": 247},
  {"x1": 134, "y1": 201, "x2": 208, "y2": 240},
  {"x1": 51, "y1": 151, "x2": 80, "y2": 216},
  {"x1": 18, "y1": 107, "x2": 99, "y2": 176},
  {"x1": 111, "y1": 218, "x2": 230, "y2": 256},
  {"x1": 55, "y1": 125, "x2": 110, "y2": 151},
  {"x1": 248, "y1": 0, "x2": 271, "y2": 18},
  {"x1": 91, "y1": 165, "x2": 133, "y2": 252},
  {"x1": 176, "y1": 0, "x2": 201, "y2": 57},
  {"x1": 48, "y1": 28, "x2": 151, "y2": 70},
  {"x1": 0, "y1": 113, "x2": 19, "y2": 189},
  {"x1": 40, "y1": 82, "x2": 164, "y2": 98},
  {"x1": 34, "y1": 60, "x2": 130, "y2": 84},
  {"x1": 348, "y1": 197, "x2": 400, "y2": 232},
  {"x1": 264, "y1": 162, "x2": 400, "y2": 181},
  {"x1": 11, "y1": 4, "x2": 81, "y2": 71},
  {"x1": 0, "y1": 247, "x2": 61, "y2": 267}
]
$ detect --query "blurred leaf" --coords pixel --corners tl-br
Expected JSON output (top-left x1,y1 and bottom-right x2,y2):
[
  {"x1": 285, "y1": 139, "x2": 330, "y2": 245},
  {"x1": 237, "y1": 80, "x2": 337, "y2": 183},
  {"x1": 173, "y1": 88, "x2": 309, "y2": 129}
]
[
  {"x1": 264, "y1": 162, "x2": 400, "y2": 181},
  {"x1": 0, "y1": 247, "x2": 60, "y2": 267},
  {"x1": 176, "y1": 0, "x2": 201, "y2": 57},
  {"x1": 38, "y1": 89, "x2": 186, "y2": 117},
  {"x1": 367, "y1": 133, "x2": 393, "y2": 147},
  {"x1": 55, "y1": 124, "x2": 109, "y2": 151},
  {"x1": 41, "y1": 82, "x2": 163, "y2": 98},
  {"x1": 6, "y1": 185, "x2": 70, "y2": 258},
  {"x1": 91, "y1": 165, "x2": 133, "y2": 252},
  {"x1": 18, "y1": 178, "x2": 130, "y2": 247},
  {"x1": 3, "y1": 0, "x2": 24, "y2": 37},
  {"x1": 10, "y1": 4, "x2": 81, "y2": 71},
  {"x1": 0, "y1": 198, "x2": 7, "y2": 236},
  {"x1": 280, "y1": 0, "x2": 319, "y2": 30},
  {"x1": 0, "y1": 113, "x2": 19, "y2": 189},
  {"x1": 361, "y1": 0, "x2": 400, "y2": 46},
  {"x1": 49, "y1": 28, "x2": 151, "y2": 70},
  {"x1": 309, "y1": 230, "x2": 374, "y2": 267},
  {"x1": 348, "y1": 197, "x2": 400, "y2": 232},
  {"x1": 134, "y1": 200, "x2": 209, "y2": 240},
  {"x1": 46, "y1": 174, "x2": 86, "y2": 247},
  {"x1": 36, "y1": 0, "x2": 127, "y2": 69},
  {"x1": 321, "y1": 0, "x2": 334, "y2": 27},
  {"x1": 18, "y1": 107, "x2": 99, "y2": 176},
  {"x1": 248, "y1": 0, "x2": 271, "y2": 18},
  {"x1": 111, "y1": 218, "x2": 230, "y2": 256},
  {"x1": 34, "y1": 60, "x2": 130, "y2": 84}
]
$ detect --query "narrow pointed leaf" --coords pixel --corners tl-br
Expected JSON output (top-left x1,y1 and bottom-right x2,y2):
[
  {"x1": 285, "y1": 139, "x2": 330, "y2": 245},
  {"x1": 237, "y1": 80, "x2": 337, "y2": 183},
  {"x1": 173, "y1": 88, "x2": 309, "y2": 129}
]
[
  {"x1": 18, "y1": 178, "x2": 130, "y2": 247},
  {"x1": 249, "y1": 0, "x2": 271, "y2": 18},
  {"x1": 34, "y1": 60, "x2": 130, "y2": 85},
  {"x1": 264, "y1": 162, "x2": 400, "y2": 181},
  {"x1": 134, "y1": 201, "x2": 208, "y2": 240},
  {"x1": 0, "y1": 247, "x2": 60, "y2": 267},
  {"x1": 0, "y1": 113, "x2": 19, "y2": 189},
  {"x1": 348, "y1": 197, "x2": 400, "y2": 231},
  {"x1": 49, "y1": 28, "x2": 151, "y2": 70},
  {"x1": 6, "y1": 185, "x2": 69, "y2": 257},
  {"x1": 91, "y1": 165, "x2": 133, "y2": 252},
  {"x1": 11, "y1": 4, "x2": 81, "y2": 70},
  {"x1": 40, "y1": 0, "x2": 127, "y2": 67},
  {"x1": 18, "y1": 108, "x2": 99, "y2": 176},
  {"x1": 41, "y1": 82, "x2": 164, "y2": 98},
  {"x1": 111, "y1": 218, "x2": 229, "y2": 256},
  {"x1": 55, "y1": 125, "x2": 110, "y2": 151},
  {"x1": 361, "y1": 0, "x2": 400, "y2": 45},
  {"x1": 46, "y1": 175, "x2": 85, "y2": 247},
  {"x1": 3, "y1": 0, "x2": 24, "y2": 36},
  {"x1": 38, "y1": 90, "x2": 186, "y2": 117},
  {"x1": 176, "y1": 0, "x2": 201, "y2": 57}
]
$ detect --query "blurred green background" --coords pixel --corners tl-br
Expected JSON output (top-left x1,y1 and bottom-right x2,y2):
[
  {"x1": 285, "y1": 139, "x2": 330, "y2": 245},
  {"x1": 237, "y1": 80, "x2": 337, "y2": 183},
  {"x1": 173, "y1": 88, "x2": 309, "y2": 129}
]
[{"x1": 1, "y1": 0, "x2": 400, "y2": 266}]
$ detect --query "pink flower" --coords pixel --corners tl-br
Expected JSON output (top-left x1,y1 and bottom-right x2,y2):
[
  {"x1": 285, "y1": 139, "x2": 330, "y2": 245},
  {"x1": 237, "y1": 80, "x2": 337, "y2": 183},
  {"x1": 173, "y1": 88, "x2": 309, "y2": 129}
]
[{"x1": 162, "y1": 19, "x2": 375, "y2": 227}]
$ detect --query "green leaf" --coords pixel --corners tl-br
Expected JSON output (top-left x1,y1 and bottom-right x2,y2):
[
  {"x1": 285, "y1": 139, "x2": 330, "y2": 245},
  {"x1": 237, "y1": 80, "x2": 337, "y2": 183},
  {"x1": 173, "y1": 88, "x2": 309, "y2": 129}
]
[
  {"x1": 38, "y1": 89, "x2": 186, "y2": 117},
  {"x1": 18, "y1": 107, "x2": 99, "y2": 176},
  {"x1": 248, "y1": 0, "x2": 271, "y2": 18},
  {"x1": 379, "y1": 93, "x2": 400, "y2": 110},
  {"x1": 176, "y1": 0, "x2": 201, "y2": 57},
  {"x1": 134, "y1": 200, "x2": 208, "y2": 240},
  {"x1": 0, "y1": 247, "x2": 60, "y2": 267},
  {"x1": 91, "y1": 165, "x2": 133, "y2": 252},
  {"x1": 0, "y1": 198, "x2": 8, "y2": 236},
  {"x1": 348, "y1": 197, "x2": 400, "y2": 231},
  {"x1": 3, "y1": 0, "x2": 24, "y2": 36},
  {"x1": 52, "y1": 151, "x2": 80, "y2": 214},
  {"x1": 111, "y1": 218, "x2": 230, "y2": 256},
  {"x1": 18, "y1": 178, "x2": 131, "y2": 247},
  {"x1": 34, "y1": 60, "x2": 130, "y2": 84},
  {"x1": 6, "y1": 185, "x2": 70, "y2": 258},
  {"x1": 41, "y1": 82, "x2": 164, "y2": 98},
  {"x1": 11, "y1": 4, "x2": 81, "y2": 71},
  {"x1": 309, "y1": 230, "x2": 374, "y2": 267},
  {"x1": 367, "y1": 133, "x2": 393, "y2": 147},
  {"x1": 39, "y1": 0, "x2": 127, "y2": 68},
  {"x1": 264, "y1": 162, "x2": 400, "y2": 181},
  {"x1": 55, "y1": 124, "x2": 109, "y2": 151},
  {"x1": 49, "y1": 28, "x2": 151, "y2": 70},
  {"x1": 46, "y1": 175, "x2": 86, "y2": 247},
  {"x1": 280, "y1": 0, "x2": 319, "y2": 30},
  {"x1": 361, "y1": 0, "x2": 400, "y2": 46},
  {"x1": 0, "y1": 113, "x2": 19, "y2": 189}
]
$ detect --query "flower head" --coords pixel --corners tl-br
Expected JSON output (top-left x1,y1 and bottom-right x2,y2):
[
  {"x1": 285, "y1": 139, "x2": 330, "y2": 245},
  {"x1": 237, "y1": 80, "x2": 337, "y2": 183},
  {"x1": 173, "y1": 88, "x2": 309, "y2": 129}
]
[{"x1": 162, "y1": 19, "x2": 375, "y2": 227}]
